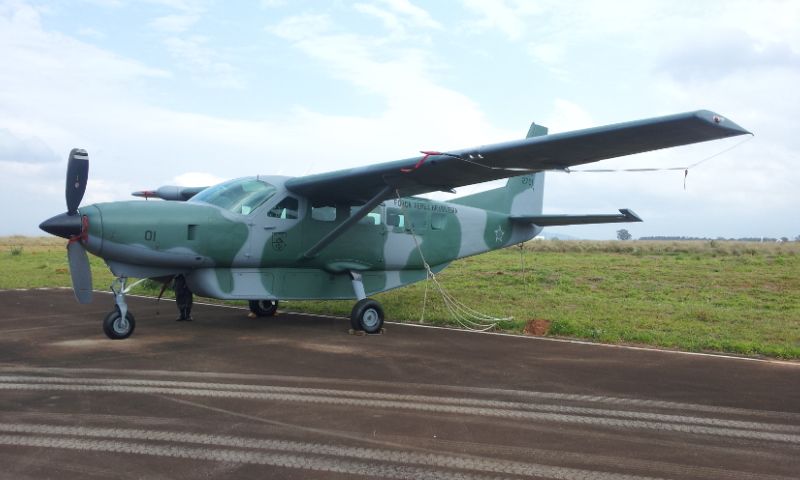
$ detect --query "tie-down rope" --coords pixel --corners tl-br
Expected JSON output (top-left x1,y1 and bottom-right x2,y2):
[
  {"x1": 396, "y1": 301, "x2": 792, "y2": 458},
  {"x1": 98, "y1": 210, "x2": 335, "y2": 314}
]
[
  {"x1": 395, "y1": 190, "x2": 512, "y2": 331},
  {"x1": 562, "y1": 134, "x2": 754, "y2": 189}
]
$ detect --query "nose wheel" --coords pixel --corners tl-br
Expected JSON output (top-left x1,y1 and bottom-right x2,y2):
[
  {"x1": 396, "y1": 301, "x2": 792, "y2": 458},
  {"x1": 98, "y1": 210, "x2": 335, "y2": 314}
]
[
  {"x1": 103, "y1": 277, "x2": 144, "y2": 340},
  {"x1": 103, "y1": 307, "x2": 135, "y2": 339}
]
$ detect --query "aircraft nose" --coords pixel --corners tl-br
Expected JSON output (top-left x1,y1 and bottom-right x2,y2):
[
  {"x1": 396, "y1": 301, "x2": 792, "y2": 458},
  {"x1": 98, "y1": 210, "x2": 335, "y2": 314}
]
[{"x1": 39, "y1": 212, "x2": 82, "y2": 239}]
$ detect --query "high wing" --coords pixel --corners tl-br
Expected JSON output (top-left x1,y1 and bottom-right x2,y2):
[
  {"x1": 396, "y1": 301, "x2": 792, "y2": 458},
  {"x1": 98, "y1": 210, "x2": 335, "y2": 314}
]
[{"x1": 285, "y1": 110, "x2": 750, "y2": 206}]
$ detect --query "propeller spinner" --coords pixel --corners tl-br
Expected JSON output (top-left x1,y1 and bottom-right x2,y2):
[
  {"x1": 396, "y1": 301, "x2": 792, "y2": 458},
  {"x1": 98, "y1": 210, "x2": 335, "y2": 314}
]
[{"x1": 39, "y1": 148, "x2": 93, "y2": 304}]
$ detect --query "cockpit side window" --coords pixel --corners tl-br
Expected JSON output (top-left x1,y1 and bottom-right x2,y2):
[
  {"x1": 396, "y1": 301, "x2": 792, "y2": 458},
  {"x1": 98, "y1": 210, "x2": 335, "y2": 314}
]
[{"x1": 268, "y1": 196, "x2": 299, "y2": 219}]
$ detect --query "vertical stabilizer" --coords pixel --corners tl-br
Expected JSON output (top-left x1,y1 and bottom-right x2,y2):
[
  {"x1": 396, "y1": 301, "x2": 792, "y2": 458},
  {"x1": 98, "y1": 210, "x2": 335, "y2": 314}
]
[
  {"x1": 451, "y1": 122, "x2": 547, "y2": 216},
  {"x1": 527, "y1": 123, "x2": 548, "y2": 139}
]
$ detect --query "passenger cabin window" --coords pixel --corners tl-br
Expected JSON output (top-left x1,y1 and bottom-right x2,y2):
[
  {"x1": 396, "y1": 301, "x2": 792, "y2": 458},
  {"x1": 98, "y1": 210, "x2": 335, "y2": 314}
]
[
  {"x1": 311, "y1": 206, "x2": 336, "y2": 222},
  {"x1": 268, "y1": 197, "x2": 299, "y2": 219},
  {"x1": 406, "y1": 210, "x2": 428, "y2": 231},
  {"x1": 351, "y1": 206, "x2": 382, "y2": 225},
  {"x1": 189, "y1": 177, "x2": 277, "y2": 215},
  {"x1": 386, "y1": 208, "x2": 404, "y2": 230}
]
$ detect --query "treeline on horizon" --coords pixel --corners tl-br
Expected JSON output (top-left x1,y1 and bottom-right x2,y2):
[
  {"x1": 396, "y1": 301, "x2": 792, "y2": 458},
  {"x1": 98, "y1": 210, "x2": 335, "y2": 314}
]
[{"x1": 638, "y1": 236, "x2": 797, "y2": 242}]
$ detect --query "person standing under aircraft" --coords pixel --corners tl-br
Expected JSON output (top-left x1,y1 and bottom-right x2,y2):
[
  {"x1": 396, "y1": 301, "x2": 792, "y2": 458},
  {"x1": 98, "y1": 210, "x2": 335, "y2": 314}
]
[{"x1": 174, "y1": 274, "x2": 194, "y2": 321}]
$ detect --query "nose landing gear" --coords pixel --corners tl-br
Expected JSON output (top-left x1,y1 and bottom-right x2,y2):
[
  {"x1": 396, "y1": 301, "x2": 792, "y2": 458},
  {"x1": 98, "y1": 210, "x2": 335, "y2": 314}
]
[{"x1": 102, "y1": 277, "x2": 145, "y2": 340}]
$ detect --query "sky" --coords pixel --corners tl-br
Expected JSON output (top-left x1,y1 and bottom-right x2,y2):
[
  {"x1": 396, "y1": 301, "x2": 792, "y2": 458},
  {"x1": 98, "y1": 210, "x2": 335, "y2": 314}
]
[{"x1": 1, "y1": 0, "x2": 798, "y2": 239}]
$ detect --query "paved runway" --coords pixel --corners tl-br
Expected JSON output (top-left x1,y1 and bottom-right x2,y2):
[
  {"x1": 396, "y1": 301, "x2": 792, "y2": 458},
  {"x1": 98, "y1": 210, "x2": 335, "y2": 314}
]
[{"x1": 0, "y1": 288, "x2": 798, "y2": 479}]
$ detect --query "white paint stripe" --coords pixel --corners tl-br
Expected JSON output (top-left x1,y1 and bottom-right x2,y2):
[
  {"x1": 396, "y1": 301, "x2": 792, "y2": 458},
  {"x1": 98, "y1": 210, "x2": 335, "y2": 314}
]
[
  {"x1": 0, "y1": 424, "x2": 667, "y2": 480},
  {"x1": 1, "y1": 383, "x2": 798, "y2": 444},
  {"x1": 1, "y1": 375, "x2": 796, "y2": 434}
]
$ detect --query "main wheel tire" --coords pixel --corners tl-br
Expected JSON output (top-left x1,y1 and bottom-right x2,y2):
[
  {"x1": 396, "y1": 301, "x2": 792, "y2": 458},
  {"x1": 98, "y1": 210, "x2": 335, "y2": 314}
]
[
  {"x1": 350, "y1": 298, "x2": 384, "y2": 334},
  {"x1": 249, "y1": 299, "x2": 279, "y2": 317},
  {"x1": 103, "y1": 308, "x2": 135, "y2": 340}
]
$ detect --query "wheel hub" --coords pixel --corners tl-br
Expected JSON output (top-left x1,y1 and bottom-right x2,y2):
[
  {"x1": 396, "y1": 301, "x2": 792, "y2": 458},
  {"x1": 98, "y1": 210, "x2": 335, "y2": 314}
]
[
  {"x1": 362, "y1": 308, "x2": 379, "y2": 329},
  {"x1": 114, "y1": 316, "x2": 129, "y2": 334}
]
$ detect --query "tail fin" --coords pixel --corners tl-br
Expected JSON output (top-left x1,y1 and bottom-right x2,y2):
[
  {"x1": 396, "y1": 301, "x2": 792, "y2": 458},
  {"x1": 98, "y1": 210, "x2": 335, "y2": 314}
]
[{"x1": 450, "y1": 122, "x2": 547, "y2": 215}]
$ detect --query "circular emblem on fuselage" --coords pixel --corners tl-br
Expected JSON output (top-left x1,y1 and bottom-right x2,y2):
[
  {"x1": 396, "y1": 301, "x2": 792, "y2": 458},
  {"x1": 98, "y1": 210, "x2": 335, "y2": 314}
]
[{"x1": 271, "y1": 232, "x2": 287, "y2": 251}]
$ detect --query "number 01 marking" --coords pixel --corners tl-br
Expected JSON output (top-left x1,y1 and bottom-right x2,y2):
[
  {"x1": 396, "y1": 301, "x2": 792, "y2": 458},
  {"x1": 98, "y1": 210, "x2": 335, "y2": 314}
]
[{"x1": 144, "y1": 230, "x2": 157, "y2": 241}]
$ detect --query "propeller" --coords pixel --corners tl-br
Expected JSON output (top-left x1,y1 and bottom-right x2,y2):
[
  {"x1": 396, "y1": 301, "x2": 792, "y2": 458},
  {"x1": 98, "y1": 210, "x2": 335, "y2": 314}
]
[
  {"x1": 39, "y1": 148, "x2": 93, "y2": 304},
  {"x1": 66, "y1": 148, "x2": 89, "y2": 214}
]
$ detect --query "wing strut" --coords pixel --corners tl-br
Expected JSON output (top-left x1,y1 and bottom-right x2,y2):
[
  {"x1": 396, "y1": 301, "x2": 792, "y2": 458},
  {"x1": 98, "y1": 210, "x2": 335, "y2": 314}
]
[{"x1": 301, "y1": 185, "x2": 393, "y2": 259}]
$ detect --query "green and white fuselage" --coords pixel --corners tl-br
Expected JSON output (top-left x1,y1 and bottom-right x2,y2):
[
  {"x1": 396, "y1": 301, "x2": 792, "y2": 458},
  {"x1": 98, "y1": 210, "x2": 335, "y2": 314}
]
[{"x1": 81, "y1": 173, "x2": 543, "y2": 301}]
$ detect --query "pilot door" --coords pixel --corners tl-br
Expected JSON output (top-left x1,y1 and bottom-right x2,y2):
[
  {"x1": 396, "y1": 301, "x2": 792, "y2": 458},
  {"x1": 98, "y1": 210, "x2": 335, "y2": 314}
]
[{"x1": 254, "y1": 195, "x2": 304, "y2": 266}]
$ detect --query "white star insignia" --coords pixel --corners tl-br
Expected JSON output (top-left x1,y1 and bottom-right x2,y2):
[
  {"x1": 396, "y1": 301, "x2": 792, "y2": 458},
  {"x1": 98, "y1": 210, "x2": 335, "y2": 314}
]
[{"x1": 494, "y1": 225, "x2": 504, "y2": 244}]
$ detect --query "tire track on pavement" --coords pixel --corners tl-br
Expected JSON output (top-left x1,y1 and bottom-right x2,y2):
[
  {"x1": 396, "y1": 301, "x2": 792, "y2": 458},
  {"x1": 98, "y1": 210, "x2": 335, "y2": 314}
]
[
  {"x1": 4, "y1": 366, "x2": 797, "y2": 421},
  {"x1": 1, "y1": 378, "x2": 798, "y2": 444},
  {"x1": 0, "y1": 426, "x2": 668, "y2": 480},
  {"x1": 1, "y1": 375, "x2": 797, "y2": 434}
]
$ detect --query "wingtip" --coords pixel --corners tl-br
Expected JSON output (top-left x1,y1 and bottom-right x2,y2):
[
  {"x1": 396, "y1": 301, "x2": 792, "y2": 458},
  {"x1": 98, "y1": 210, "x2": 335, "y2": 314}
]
[
  {"x1": 619, "y1": 208, "x2": 643, "y2": 222},
  {"x1": 696, "y1": 110, "x2": 752, "y2": 136}
]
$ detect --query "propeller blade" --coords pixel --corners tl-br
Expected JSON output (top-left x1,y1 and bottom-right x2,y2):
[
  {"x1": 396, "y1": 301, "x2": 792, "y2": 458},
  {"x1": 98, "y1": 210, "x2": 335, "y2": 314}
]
[
  {"x1": 66, "y1": 148, "x2": 89, "y2": 215},
  {"x1": 67, "y1": 241, "x2": 93, "y2": 304}
]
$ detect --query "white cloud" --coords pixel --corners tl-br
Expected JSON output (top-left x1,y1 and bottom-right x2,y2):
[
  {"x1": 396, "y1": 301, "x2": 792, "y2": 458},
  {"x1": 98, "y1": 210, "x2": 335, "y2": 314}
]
[
  {"x1": 0, "y1": 129, "x2": 60, "y2": 163},
  {"x1": 266, "y1": 13, "x2": 508, "y2": 151},
  {"x1": 259, "y1": 0, "x2": 286, "y2": 7},
  {"x1": 162, "y1": 35, "x2": 244, "y2": 88},
  {"x1": 460, "y1": 0, "x2": 529, "y2": 40},
  {"x1": 77, "y1": 27, "x2": 106, "y2": 39},
  {"x1": 0, "y1": 2, "x2": 170, "y2": 147},
  {"x1": 380, "y1": 0, "x2": 440, "y2": 28},
  {"x1": 149, "y1": 13, "x2": 200, "y2": 33},
  {"x1": 172, "y1": 172, "x2": 226, "y2": 187},
  {"x1": 544, "y1": 99, "x2": 594, "y2": 133},
  {"x1": 355, "y1": 0, "x2": 441, "y2": 34},
  {"x1": 266, "y1": 13, "x2": 331, "y2": 41},
  {"x1": 527, "y1": 42, "x2": 564, "y2": 67}
]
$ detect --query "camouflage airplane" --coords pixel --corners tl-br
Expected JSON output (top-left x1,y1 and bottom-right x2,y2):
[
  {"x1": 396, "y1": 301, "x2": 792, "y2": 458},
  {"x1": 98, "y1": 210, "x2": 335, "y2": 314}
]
[{"x1": 39, "y1": 110, "x2": 749, "y2": 339}]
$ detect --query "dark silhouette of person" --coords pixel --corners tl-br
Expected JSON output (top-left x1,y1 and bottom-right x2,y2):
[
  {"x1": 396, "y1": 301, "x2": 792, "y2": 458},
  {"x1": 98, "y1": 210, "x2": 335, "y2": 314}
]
[{"x1": 174, "y1": 274, "x2": 193, "y2": 321}]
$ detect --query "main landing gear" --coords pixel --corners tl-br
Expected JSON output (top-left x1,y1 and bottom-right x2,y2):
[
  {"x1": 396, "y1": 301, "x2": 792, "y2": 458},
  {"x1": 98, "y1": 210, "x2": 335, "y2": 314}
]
[
  {"x1": 103, "y1": 277, "x2": 137, "y2": 340},
  {"x1": 349, "y1": 271, "x2": 384, "y2": 334},
  {"x1": 249, "y1": 299, "x2": 279, "y2": 317}
]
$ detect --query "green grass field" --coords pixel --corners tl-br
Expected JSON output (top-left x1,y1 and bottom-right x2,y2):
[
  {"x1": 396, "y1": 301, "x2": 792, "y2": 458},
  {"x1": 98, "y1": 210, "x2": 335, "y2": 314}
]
[{"x1": 2, "y1": 236, "x2": 798, "y2": 359}]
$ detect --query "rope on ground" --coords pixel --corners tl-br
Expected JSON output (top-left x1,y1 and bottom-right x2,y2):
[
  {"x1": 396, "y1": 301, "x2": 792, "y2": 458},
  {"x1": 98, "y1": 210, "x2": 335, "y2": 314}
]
[{"x1": 395, "y1": 190, "x2": 512, "y2": 331}]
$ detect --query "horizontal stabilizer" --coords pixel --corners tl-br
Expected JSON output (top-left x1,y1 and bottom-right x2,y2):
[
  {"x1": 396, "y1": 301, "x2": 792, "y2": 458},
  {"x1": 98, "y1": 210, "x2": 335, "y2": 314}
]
[{"x1": 511, "y1": 208, "x2": 642, "y2": 226}]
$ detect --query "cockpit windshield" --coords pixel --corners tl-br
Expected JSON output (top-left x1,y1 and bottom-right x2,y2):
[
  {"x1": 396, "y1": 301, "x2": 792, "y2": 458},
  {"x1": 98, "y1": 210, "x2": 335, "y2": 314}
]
[{"x1": 189, "y1": 177, "x2": 277, "y2": 215}]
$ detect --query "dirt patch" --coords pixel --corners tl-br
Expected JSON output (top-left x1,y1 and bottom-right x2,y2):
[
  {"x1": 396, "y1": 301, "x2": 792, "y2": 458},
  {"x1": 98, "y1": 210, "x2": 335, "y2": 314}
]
[
  {"x1": 49, "y1": 339, "x2": 144, "y2": 350},
  {"x1": 523, "y1": 319, "x2": 551, "y2": 336},
  {"x1": 49, "y1": 336, "x2": 173, "y2": 350},
  {"x1": 294, "y1": 342, "x2": 358, "y2": 355}
]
